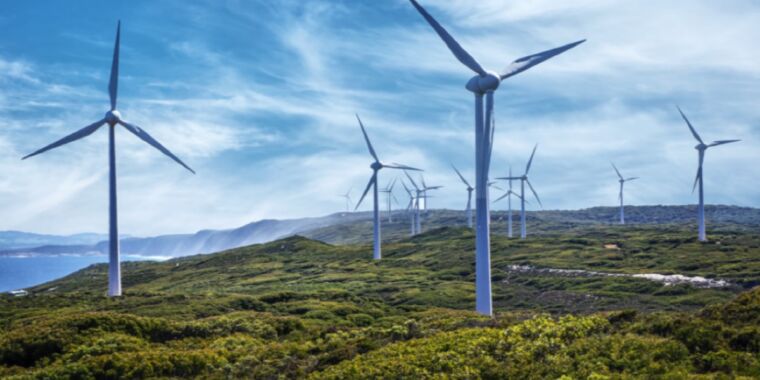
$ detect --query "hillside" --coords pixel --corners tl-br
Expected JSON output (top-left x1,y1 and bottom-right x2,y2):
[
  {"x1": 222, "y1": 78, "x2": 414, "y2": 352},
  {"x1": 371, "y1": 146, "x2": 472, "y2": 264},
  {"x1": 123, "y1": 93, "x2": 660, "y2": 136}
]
[
  {"x1": 3, "y1": 204, "x2": 759, "y2": 258},
  {"x1": 2, "y1": 224, "x2": 760, "y2": 378}
]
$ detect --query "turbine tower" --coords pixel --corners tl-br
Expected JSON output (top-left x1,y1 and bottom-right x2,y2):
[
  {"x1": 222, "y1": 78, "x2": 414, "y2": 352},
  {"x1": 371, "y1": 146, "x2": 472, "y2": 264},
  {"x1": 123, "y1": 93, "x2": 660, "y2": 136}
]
[
  {"x1": 408, "y1": 0, "x2": 583, "y2": 316},
  {"x1": 494, "y1": 166, "x2": 523, "y2": 238},
  {"x1": 339, "y1": 188, "x2": 352, "y2": 213},
  {"x1": 451, "y1": 164, "x2": 474, "y2": 228},
  {"x1": 22, "y1": 21, "x2": 195, "y2": 297},
  {"x1": 611, "y1": 163, "x2": 638, "y2": 225},
  {"x1": 379, "y1": 179, "x2": 399, "y2": 222},
  {"x1": 354, "y1": 115, "x2": 421, "y2": 259},
  {"x1": 677, "y1": 107, "x2": 740, "y2": 242},
  {"x1": 497, "y1": 145, "x2": 542, "y2": 239}
]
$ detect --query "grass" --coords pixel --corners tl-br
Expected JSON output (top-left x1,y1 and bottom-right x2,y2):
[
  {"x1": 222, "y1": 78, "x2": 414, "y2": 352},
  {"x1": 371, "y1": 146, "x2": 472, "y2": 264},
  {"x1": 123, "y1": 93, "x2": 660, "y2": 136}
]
[{"x1": 2, "y1": 221, "x2": 760, "y2": 378}]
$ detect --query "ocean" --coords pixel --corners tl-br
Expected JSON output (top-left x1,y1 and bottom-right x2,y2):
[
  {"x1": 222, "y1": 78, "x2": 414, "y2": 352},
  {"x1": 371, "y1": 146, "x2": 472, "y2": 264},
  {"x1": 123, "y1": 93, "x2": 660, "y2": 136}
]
[{"x1": 0, "y1": 255, "x2": 167, "y2": 292}]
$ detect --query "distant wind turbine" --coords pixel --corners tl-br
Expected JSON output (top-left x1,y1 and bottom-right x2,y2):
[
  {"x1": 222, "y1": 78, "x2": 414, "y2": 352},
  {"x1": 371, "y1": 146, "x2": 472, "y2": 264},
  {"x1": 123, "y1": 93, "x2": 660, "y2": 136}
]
[
  {"x1": 379, "y1": 179, "x2": 399, "y2": 222},
  {"x1": 354, "y1": 115, "x2": 421, "y2": 259},
  {"x1": 451, "y1": 164, "x2": 474, "y2": 228},
  {"x1": 494, "y1": 166, "x2": 524, "y2": 238},
  {"x1": 611, "y1": 163, "x2": 638, "y2": 225},
  {"x1": 677, "y1": 107, "x2": 740, "y2": 242},
  {"x1": 22, "y1": 21, "x2": 195, "y2": 297},
  {"x1": 401, "y1": 180, "x2": 417, "y2": 235},
  {"x1": 419, "y1": 174, "x2": 442, "y2": 214},
  {"x1": 339, "y1": 188, "x2": 352, "y2": 213},
  {"x1": 404, "y1": 172, "x2": 425, "y2": 234},
  {"x1": 497, "y1": 145, "x2": 542, "y2": 240},
  {"x1": 408, "y1": 0, "x2": 584, "y2": 316}
]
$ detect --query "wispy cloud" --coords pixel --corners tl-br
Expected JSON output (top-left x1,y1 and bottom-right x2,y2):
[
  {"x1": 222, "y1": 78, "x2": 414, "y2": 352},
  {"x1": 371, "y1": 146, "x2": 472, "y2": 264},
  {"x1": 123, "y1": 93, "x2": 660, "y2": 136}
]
[{"x1": 0, "y1": 0, "x2": 757, "y2": 236}]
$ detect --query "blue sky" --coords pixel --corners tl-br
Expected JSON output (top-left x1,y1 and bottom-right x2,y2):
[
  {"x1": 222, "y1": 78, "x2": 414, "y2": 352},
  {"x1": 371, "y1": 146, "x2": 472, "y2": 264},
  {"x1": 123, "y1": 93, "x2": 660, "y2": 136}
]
[{"x1": 0, "y1": 0, "x2": 758, "y2": 236}]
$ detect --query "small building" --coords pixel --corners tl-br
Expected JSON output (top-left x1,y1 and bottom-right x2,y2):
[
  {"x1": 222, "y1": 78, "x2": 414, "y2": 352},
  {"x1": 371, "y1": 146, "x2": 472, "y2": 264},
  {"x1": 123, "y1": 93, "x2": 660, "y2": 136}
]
[{"x1": 9, "y1": 289, "x2": 28, "y2": 297}]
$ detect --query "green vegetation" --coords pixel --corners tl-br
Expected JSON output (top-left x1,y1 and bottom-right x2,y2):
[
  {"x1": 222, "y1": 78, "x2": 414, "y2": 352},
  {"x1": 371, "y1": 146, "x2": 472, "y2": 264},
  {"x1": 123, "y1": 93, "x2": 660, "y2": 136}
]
[{"x1": 2, "y1": 223, "x2": 760, "y2": 378}]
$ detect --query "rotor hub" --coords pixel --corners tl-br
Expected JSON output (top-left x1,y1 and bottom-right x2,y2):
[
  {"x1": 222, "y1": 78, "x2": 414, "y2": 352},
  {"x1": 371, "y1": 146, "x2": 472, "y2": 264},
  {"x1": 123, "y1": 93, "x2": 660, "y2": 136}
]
[
  {"x1": 105, "y1": 110, "x2": 121, "y2": 125},
  {"x1": 695, "y1": 144, "x2": 707, "y2": 150},
  {"x1": 371, "y1": 162, "x2": 382, "y2": 171},
  {"x1": 466, "y1": 72, "x2": 501, "y2": 94}
]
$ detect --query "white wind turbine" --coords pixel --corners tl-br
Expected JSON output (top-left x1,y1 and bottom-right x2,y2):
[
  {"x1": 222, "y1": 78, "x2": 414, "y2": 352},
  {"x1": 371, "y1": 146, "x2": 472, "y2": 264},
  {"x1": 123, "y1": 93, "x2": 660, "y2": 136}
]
[
  {"x1": 339, "y1": 188, "x2": 352, "y2": 213},
  {"x1": 404, "y1": 171, "x2": 425, "y2": 234},
  {"x1": 451, "y1": 164, "x2": 474, "y2": 228},
  {"x1": 354, "y1": 115, "x2": 421, "y2": 259},
  {"x1": 379, "y1": 179, "x2": 399, "y2": 222},
  {"x1": 401, "y1": 180, "x2": 417, "y2": 235},
  {"x1": 419, "y1": 174, "x2": 442, "y2": 214},
  {"x1": 611, "y1": 163, "x2": 638, "y2": 225},
  {"x1": 408, "y1": 0, "x2": 584, "y2": 316},
  {"x1": 497, "y1": 145, "x2": 542, "y2": 240},
  {"x1": 494, "y1": 166, "x2": 524, "y2": 238},
  {"x1": 677, "y1": 107, "x2": 740, "y2": 242},
  {"x1": 22, "y1": 21, "x2": 195, "y2": 297}
]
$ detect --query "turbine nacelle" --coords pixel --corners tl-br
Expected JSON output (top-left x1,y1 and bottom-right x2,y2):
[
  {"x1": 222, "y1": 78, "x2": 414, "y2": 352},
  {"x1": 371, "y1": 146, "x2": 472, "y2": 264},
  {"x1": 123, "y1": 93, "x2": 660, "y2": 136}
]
[
  {"x1": 695, "y1": 144, "x2": 707, "y2": 151},
  {"x1": 466, "y1": 71, "x2": 501, "y2": 93},
  {"x1": 105, "y1": 110, "x2": 122, "y2": 126},
  {"x1": 371, "y1": 161, "x2": 383, "y2": 171}
]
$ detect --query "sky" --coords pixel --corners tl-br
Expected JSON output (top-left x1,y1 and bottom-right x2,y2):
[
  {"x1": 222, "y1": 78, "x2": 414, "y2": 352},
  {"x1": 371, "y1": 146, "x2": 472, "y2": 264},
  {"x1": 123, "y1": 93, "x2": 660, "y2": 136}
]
[{"x1": 0, "y1": 0, "x2": 758, "y2": 236}]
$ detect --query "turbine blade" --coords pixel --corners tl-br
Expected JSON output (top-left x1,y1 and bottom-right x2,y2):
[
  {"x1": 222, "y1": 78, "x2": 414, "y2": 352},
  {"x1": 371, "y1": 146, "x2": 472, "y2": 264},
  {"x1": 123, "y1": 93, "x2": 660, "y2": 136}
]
[
  {"x1": 356, "y1": 114, "x2": 379, "y2": 162},
  {"x1": 708, "y1": 139, "x2": 741, "y2": 147},
  {"x1": 385, "y1": 162, "x2": 422, "y2": 171},
  {"x1": 692, "y1": 168, "x2": 701, "y2": 194},
  {"x1": 119, "y1": 121, "x2": 195, "y2": 174},
  {"x1": 451, "y1": 164, "x2": 471, "y2": 188},
  {"x1": 484, "y1": 93, "x2": 495, "y2": 173},
  {"x1": 493, "y1": 191, "x2": 509, "y2": 203},
  {"x1": 109, "y1": 21, "x2": 121, "y2": 111},
  {"x1": 526, "y1": 179, "x2": 542, "y2": 208},
  {"x1": 355, "y1": 173, "x2": 376, "y2": 211},
  {"x1": 525, "y1": 144, "x2": 538, "y2": 175},
  {"x1": 611, "y1": 162, "x2": 623, "y2": 180},
  {"x1": 677, "y1": 106, "x2": 704, "y2": 144},
  {"x1": 404, "y1": 171, "x2": 419, "y2": 190},
  {"x1": 619, "y1": 183, "x2": 623, "y2": 202},
  {"x1": 500, "y1": 39, "x2": 586, "y2": 80},
  {"x1": 692, "y1": 150, "x2": 704, "y2": 194},
  {"x1": 625, "y1": 177, "x2": 639, "y2": 181},
  {"x1": 420, "y1": 174, "x2": 427, "y2": 189},
  {"x1": 22, "y1": 119, "x2": 106, "y2": 160},
  {"x1": 408, "y1": 0, "x2": 487, "y2": 76}
]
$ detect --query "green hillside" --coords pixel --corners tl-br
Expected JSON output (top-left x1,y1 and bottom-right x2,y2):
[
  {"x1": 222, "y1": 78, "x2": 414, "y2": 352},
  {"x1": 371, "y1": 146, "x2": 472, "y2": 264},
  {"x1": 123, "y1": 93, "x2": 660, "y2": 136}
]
[{"x1": 2, "y1": 224, "x2": 760, "y2": 378}]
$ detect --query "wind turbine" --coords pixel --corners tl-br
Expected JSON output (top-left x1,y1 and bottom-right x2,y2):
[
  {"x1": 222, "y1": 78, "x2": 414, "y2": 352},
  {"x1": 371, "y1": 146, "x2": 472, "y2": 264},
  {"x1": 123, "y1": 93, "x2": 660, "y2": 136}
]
[
  {"x1": 21, "y1": 21, "x2": 195, "y2": 297},
  {"x1": 379, "y1": 179, "x2": 399, "y2": 222},
  {"x1": 354, "y1": 115, "x2": 421, "y2": 259},
  {"x1": 339, "y1": 188, "x2": 352, "y2": 213},
  {"x1": 677, "y1": 107, "x2": 740, "y2": 242},
  {"x1": 494, "y1": 166, "x2": 523, "y2": 238},
  {"x1": 404, "y1": 171, "x2": 425, "y2": 234},
  {"x1": 419, "y1": 174, "x2": 442, "y2": 214},
  {"x1": 451, "y1": 164, "x2": 474, "y2": 228},
  {"x1": 611, "y1": 163, "x2": 638, "y2": 225},
  {"x1": 497, "y1": 145, "x2": 542, "y2": 240},
  {"x1": 401, "y1": 180, "x2": 417, "y2": 235},
  {"x1": 408, "y1": 0, "x2": 584, "y2": 316}
]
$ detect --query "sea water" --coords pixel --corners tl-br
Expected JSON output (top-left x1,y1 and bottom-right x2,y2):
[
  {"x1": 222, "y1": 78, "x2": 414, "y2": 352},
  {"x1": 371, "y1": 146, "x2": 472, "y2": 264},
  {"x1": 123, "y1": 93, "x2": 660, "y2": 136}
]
[{"x1": 0, "y1": 255, "x2": 167, "y2": 292}]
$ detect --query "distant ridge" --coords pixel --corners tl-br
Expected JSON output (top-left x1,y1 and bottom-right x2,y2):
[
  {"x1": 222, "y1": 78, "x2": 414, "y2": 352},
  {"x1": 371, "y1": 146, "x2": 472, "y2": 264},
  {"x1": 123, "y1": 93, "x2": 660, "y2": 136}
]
[{"x1": 2, "y1": 205, "x2": 758, "y2": 258}]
